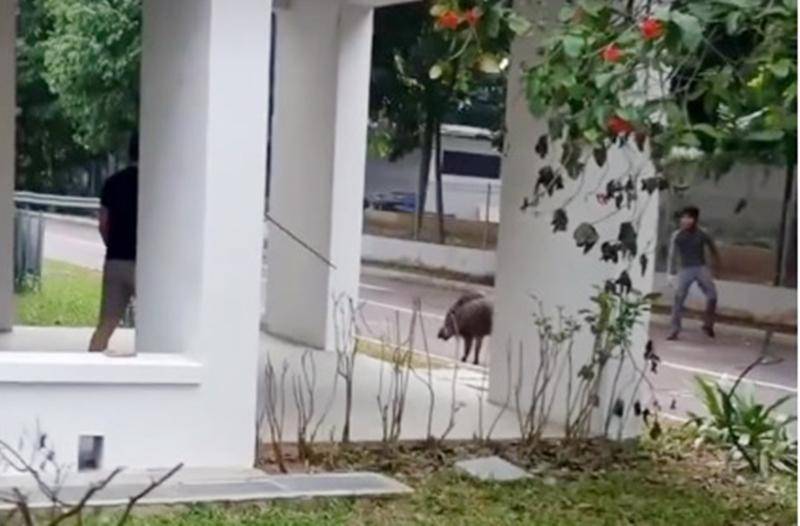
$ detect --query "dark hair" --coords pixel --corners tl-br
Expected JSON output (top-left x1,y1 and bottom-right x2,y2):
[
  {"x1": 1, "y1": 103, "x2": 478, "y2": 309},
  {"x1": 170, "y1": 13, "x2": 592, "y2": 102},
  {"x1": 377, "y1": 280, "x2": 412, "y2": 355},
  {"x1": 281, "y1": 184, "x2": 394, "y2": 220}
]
[
  {"x1": 680, "y1": 206, "x2": 699, "y2": 220},
  {"x1": 128, "y1": 132, "x2": 139, "y2": 163}
]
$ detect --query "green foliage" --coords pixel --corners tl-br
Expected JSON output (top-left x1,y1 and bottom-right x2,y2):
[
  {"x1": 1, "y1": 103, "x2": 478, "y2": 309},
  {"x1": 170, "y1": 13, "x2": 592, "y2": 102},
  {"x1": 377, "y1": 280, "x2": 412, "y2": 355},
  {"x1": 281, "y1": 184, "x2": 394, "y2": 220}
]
[
  {"x1": 16, "y1": 0, "x2": 93, "y2": 192},
  {"x1": 428, "y1": 0, "x2": 529, "y2": 85},
  {"x1": 40, "y1": 0, "x2": 141, "y2": 154},
  {"x1": 16, "y1": 0, "x2": 141, "y2": 192},
  {"x1": 524, "y1": 0, "x2": 797, "y2": 172},
  {"x1": 371, "y1": 2, "x2": 514, "y2": 162},
  {"x1": 689, "y1": 375, "x2": 797, "y2": 476}
]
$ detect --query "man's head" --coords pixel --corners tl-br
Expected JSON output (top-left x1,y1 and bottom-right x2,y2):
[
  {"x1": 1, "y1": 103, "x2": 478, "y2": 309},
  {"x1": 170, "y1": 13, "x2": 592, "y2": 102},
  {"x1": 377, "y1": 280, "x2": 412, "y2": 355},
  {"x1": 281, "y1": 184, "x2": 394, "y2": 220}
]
[
  {"x1": 679, "y1": 206, "x2": 699, "y2": 230},
  {"x1": 128, "y1": 132, "x2": 139, "y2": 163}
]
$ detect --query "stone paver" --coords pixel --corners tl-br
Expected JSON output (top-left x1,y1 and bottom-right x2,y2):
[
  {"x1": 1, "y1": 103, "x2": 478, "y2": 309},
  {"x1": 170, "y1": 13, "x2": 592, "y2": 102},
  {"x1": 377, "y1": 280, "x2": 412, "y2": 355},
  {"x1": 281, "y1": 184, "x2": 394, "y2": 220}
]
[{"x1": 455, "y1": 456, "x2": 531, "y2": 482}]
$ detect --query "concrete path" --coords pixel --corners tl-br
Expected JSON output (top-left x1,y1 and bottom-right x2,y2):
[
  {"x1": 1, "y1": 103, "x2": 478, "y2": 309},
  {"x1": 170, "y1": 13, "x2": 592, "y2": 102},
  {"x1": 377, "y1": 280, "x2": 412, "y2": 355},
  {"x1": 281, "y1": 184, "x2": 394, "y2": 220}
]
[{"x1": 0, "y1": 467, "x2": 410, "y2": 510}]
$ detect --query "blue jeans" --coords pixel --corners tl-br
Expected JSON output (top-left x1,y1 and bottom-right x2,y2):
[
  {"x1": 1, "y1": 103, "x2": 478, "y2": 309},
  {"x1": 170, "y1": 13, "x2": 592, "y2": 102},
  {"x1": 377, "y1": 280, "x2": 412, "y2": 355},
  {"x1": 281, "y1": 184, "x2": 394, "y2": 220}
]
[{"x1": 671, "y1": 265, "x2": 717, "y2": 334}]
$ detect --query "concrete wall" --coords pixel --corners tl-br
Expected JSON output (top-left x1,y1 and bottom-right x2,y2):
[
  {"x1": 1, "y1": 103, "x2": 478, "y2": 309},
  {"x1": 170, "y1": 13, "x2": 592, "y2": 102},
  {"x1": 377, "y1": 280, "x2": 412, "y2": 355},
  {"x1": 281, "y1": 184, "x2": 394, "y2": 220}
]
[
  {"x1": 0, "y1": 0, "x2": 14, "y2": 331},
  {"x1": 488, "y1": 0, "x2": 658, "y2": 438},
  {"x1": 0, "y1": 0, "x2": 271, "y2": 471},
  {"x1": 653, "y1": 273, "x2": 797, "y2": 326},
  {"x1": 266, "y1": 0, "x2": 374, "y2": 350},
  {"x1": 425, "y1": 176, "x2": 501, "y2": 222},
  {"x1": 362, "y1": 234, "x2": 495, "y2": 278}
]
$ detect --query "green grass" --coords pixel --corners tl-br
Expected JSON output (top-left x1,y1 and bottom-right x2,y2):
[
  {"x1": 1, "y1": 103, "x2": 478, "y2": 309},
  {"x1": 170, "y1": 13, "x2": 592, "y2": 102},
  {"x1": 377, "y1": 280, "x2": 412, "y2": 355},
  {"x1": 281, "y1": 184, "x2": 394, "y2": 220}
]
[
  {"x1": 15, "y1": 260, "x2": 102, "y2": 327},
  {"x1": 117, "y1": 465, "x2": 795, "y2": 526}
]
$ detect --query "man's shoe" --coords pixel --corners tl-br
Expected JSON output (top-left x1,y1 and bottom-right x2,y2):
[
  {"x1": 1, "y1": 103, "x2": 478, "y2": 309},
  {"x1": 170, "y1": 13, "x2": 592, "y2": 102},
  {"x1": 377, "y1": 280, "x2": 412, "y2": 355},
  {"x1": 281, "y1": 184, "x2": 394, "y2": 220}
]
[
  {"x1": 666, "y1": 332, "x2": 679, "y2": 341},
  {"x1": 702, "y1": 326, "x2": 715, "y2": 338}
]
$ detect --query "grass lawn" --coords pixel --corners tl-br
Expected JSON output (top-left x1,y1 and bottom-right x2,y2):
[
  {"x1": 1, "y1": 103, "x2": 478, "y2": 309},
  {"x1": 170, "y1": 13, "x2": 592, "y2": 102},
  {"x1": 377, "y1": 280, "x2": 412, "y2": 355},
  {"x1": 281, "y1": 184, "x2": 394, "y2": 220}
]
[
  {"x1": 15, "y1": 259, "x2": 101, "y2": 327},
  {"x1": 120, "y1": 436, "x2": 795, "y2": 526},
  {"x1": 120, "y1": 467, "x2": 795, "y2": 526}
]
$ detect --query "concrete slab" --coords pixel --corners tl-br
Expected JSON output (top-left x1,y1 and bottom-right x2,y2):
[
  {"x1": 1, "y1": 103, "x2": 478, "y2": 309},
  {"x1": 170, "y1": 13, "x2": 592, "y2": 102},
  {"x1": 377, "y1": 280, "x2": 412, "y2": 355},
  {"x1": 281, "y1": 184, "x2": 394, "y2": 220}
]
[
  {"x1": 455, "y1": 456, "x2": 531, "y2": 482},
  {"x1": 0, "y1": 469, "x2": 411, "y2": 510}
]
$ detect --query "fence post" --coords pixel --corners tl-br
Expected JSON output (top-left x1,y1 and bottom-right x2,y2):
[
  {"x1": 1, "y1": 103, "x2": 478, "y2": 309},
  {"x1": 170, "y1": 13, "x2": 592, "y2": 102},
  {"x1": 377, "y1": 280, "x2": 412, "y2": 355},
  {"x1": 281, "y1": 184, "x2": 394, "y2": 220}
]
[
  {"x1": 13, "y1": 210, "x2": 44, "y2": 292},
  {"x1": 482, "y1": 183, "x2": 492, "y2": 249}
]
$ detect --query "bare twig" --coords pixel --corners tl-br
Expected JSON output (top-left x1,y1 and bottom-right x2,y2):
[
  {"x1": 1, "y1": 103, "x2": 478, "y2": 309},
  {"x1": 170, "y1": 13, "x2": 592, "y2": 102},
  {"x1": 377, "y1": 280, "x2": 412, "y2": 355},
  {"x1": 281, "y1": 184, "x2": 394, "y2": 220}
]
[
  {"x1": 48, "y1": 467, "x2": 123, "y2": 526},
  {"x1": 263, "y1": 356, "x2": 290, "y2": 473},
  {"x1": 115, "y1": 464, "x2": 182, "y2": 525}
]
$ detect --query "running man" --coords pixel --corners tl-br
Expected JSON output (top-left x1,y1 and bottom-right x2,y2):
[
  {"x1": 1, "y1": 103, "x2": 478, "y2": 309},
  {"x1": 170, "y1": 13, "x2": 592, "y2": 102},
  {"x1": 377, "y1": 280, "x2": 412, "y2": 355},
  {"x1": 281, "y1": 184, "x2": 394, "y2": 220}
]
[{"x1": 666, "y1": 206, "x2": 720, "y2": 340}]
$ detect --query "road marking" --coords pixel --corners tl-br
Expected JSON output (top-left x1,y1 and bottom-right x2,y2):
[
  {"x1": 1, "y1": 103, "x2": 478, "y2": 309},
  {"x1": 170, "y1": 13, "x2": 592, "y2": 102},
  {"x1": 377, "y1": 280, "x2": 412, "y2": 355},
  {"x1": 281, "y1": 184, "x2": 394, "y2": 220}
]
[
  {"x1": 660, "y1": 360, "x2": 797, "y2": 393},
  {"x1": 359, "y1": 283, "x2": 395, "y2": 293},
  {"x1": 362, "y1": 299, "x2": 445, "y2": 321}
]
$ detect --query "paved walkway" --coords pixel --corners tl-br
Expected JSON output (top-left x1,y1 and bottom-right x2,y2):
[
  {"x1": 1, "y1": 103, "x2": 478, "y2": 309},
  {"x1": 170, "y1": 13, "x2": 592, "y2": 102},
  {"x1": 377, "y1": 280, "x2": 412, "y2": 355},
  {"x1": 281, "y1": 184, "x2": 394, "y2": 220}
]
[{"x1": 0, "y1": 467, "x2": 410, "y2": 510}]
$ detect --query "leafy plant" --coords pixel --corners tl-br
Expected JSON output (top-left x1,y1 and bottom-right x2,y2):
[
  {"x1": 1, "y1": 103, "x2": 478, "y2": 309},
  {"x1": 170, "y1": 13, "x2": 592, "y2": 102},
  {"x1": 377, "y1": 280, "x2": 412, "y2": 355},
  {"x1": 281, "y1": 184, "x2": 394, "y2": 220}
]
[
  {"x1": 689, "y1": 374, "x2": 797, "y2": 476},
  {"x1": 524, "y1": 0, "x2": 797, "y2": 173},
  {"x1": 372, "y1": 2, "x2": 522, "y2": 242}
]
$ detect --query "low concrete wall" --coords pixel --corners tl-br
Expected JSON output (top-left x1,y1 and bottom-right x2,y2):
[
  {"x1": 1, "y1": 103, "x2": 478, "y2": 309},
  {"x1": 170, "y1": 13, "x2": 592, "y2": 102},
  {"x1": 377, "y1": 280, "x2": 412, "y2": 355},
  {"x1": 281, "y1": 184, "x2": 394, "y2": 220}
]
[
  {"x1": 653, "y1": 273, "x2": 797, "y2": 327},
  {"x1": 361, "y1": 234, "x2": 495, "y2": 279}
]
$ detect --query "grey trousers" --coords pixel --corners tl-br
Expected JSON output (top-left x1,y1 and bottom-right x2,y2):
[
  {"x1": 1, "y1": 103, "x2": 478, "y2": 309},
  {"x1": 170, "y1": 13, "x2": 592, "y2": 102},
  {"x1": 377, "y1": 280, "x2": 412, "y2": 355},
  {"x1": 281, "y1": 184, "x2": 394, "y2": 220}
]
[{"x1": 671, "y1": 265, "x2": 717, "y2": 334}]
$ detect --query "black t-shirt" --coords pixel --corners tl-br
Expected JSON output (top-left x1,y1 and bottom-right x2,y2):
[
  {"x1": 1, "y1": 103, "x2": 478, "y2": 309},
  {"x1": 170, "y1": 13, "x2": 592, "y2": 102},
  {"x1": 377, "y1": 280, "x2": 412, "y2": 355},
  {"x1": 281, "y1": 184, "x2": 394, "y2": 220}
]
[{"x1": 100, "y1": 166, "x2": 138, "y2": 261}]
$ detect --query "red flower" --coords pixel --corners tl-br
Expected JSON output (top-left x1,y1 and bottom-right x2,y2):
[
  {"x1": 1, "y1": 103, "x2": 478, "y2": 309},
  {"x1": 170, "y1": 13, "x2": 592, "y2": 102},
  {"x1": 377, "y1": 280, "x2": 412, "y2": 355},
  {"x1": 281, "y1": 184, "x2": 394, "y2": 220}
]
[
  {"x1": 437, "y1": 10, "x2": 462, "y2": 30},
  {"x1": 600, "y1": 43, "x2": 623, "y2": 63},
  {"x1": 608, "y1": 115, "x2": 634, "y2": 136},
  {"x1": 465, "y1": 7, "x2": 482, "y2": 27},
  {"x1": 640, "y1": 17, "x2": 664, "y2": 40}
]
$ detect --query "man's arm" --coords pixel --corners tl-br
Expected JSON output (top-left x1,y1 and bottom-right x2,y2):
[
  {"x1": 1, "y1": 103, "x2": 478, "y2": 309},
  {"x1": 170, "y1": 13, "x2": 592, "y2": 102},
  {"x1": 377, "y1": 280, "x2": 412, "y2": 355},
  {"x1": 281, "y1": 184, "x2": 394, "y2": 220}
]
[
  {"x1": 666, "y1": 229, "x2": 679, "y2": 278},
  {"x1": 705, "y1": 230, "x2": 721, "y2": 272},
  {"x1": 98, "y1": 207, "x2": 110, "y2": 247}
]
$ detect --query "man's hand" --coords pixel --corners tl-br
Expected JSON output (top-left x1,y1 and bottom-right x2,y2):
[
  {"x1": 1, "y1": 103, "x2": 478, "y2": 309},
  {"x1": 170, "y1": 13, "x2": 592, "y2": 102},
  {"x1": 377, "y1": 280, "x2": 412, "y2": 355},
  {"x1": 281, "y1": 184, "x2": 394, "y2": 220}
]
[{"x1": 98, "y1": 207, "x2": 110, "y2": 247}]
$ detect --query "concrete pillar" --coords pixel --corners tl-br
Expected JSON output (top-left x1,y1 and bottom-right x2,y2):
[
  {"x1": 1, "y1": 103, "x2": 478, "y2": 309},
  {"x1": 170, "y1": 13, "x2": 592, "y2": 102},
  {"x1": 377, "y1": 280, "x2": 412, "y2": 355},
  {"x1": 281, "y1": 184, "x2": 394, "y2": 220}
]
[
  {"x1": 265, "y1": 0, "x2": 374, "y2": 350},
  {"x1": 138, "y1": 0, "x2": 270, "y2": 464},
  {"x1": 0, "y1": 0, "x2": 14, "y2": 332},
  {"x1": 489, "y1": 0, "x2": 658, "y2": 438}
]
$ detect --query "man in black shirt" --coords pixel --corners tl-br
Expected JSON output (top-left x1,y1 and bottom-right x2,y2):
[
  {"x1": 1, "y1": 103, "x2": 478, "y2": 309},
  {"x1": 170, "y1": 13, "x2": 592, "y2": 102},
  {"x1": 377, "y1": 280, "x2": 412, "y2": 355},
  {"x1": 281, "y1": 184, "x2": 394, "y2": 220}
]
[{"x1": 89, "y1": 134, "x2": 138, "y2": 353}]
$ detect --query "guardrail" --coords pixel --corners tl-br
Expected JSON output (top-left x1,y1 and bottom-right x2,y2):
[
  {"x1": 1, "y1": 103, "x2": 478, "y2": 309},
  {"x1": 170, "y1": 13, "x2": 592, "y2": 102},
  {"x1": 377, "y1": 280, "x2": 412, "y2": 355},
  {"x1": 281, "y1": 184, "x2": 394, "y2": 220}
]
[
  {"x1": 14, "y1": 191, "x2": 100, "y2": 210},
  {"x1": 14, "y1": 191, "x2": 334, "y2": 269}
]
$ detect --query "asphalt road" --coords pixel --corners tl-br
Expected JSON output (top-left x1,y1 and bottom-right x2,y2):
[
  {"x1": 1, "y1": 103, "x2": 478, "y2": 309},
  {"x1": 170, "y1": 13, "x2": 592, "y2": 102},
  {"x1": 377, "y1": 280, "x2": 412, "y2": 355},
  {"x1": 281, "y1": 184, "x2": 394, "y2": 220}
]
[{"x1": 41, "y1": 216, "x2": 797, "y2": 424}]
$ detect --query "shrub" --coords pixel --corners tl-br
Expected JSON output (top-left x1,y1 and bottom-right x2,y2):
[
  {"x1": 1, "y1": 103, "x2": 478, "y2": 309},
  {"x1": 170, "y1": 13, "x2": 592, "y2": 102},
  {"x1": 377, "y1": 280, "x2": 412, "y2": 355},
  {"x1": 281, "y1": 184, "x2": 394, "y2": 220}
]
[{"x1": 689, "y1": 375, "x2": 797, "y2": 476}]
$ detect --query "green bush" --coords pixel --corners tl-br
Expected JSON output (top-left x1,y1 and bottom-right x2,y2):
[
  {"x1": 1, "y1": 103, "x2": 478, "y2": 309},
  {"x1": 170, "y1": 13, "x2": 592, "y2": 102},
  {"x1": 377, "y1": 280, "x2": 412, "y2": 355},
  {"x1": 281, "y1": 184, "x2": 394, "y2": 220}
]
[{"x1": 689, "y1": 375, "x2": 797, "y2": 476}]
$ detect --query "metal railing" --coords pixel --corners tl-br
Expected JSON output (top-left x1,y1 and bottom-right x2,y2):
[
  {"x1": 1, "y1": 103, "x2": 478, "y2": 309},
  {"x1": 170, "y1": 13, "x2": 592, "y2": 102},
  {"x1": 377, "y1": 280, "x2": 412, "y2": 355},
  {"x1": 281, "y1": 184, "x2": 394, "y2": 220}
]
[{"x1": 14, "y1": 191, "x2": 100, "y2": 211}]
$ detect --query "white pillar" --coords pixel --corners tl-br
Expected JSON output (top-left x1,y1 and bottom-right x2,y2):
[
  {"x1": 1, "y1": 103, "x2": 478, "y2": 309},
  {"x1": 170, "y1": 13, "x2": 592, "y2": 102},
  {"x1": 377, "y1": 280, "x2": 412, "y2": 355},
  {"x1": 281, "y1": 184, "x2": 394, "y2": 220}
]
[
  {"x1": 490, "y1": 0, "x2": 658, "y2": 438},
  {"x1": 0, "y1": 0, "x2": 14, "y2": 332},
  {"x1": 266, "y1": 0, "x2": 374, "y2": 350},
  {"x1": 138, "y1": 0, "x2": 270, "y2": 464}
]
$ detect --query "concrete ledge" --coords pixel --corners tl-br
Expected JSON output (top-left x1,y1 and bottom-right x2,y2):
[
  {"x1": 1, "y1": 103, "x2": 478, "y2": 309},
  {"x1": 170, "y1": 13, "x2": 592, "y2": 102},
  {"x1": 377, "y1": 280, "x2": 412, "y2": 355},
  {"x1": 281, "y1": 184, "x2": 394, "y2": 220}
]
[{"x1": 0, "y1": 352, "x2": 203, "y2": 386}]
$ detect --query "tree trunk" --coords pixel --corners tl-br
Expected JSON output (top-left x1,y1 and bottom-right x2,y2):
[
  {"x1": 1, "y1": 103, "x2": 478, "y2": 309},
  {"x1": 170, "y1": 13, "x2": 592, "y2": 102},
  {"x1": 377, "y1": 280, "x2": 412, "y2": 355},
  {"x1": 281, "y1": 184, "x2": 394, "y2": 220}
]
[
  {"x1": 434, "y1": 122, "x2": 445, "y2": 244},
  {"x1": 414, "y1": 115, "x2": 435, "y2": 239},
  {"x1": 774, "y1": 162, "x2": 795, "y2": 286}
]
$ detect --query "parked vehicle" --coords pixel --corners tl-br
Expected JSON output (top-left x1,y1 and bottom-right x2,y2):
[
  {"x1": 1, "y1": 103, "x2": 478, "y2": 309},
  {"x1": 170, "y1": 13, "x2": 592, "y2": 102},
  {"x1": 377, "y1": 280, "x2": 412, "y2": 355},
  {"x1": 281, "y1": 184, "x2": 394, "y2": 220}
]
[{"x1": 367, "y1": 191, "x2": 416, "y2": 213}]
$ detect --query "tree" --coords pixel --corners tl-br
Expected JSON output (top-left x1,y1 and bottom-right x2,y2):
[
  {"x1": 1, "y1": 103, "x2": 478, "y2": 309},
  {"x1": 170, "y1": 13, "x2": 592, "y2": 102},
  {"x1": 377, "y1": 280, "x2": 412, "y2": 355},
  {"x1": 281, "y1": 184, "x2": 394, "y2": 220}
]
[
  {"x1": 16, "y1": 0, "x2": 91, "y2": 193},
  {"x1": 40, "y1": 0, "x2": 141, "y2": 155},
  {"x1": 16, "y1": 0, "x2": 141, "y2": 194},
  {"x1": 370, "y1": 1, "x2": 523, "y2": 242}
]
